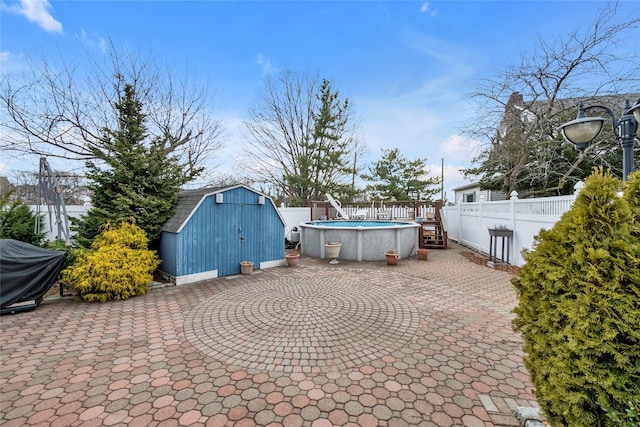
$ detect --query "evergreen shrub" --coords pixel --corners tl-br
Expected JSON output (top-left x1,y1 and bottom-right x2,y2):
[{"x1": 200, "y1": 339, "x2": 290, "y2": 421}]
[
  {"x1": 46, "y1": 239, "x2": 79, "y2": 270},
  {"x1": 512, "y1": 169, "x2": 640, "y2": 427},
  {"x1": 73, "y1": 84, "x2": 189, "y2": 249},
  {"x1": 62, "y1": 219, "x2": 160, "y2": 302},
  {"x1": 604, "y1": 399, "x2": 640, "y2": 426},
  {"x1": 0, "y1": 192, "x2": 45, "y2": 246}
]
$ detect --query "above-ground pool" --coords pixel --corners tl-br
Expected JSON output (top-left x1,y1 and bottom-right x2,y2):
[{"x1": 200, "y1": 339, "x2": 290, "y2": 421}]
[{"x1": 299, "y1": 220, "x2": 421, "y2": 261}]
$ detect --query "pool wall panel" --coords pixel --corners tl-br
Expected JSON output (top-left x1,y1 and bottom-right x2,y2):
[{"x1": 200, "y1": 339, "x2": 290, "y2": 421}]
[{"x1": 299, "y1": 221, "x2": 420, "y2": 261}]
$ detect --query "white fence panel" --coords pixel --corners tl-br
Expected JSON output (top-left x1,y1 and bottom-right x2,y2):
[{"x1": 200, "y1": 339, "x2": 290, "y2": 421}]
[
  {"x1": 29, "y1": 190, "x2": 578, "y2": 266},
  {"x1": 278, "y1": 207, "x2": 311, "y2": 239},
  {"x1": 28, "y1": 205, "x2": 90, "y2": 242},
  {"x1": 443, "y1": 189, "x2": 580, "y2": 267},
  {"x1": 459, "y1": 204, "x2": 482, "y2": 251}
]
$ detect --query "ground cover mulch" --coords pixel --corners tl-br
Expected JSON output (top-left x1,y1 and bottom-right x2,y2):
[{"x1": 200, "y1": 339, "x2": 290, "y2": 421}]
[{"x1": 460, "y1": 250, "x2": 521, "y2": 275}]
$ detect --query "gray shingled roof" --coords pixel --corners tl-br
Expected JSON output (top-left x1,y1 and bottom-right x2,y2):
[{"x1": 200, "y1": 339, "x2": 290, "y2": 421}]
[
  {"x1": 161, "y1": 186, "x2": 229, "y2": 233},
  {"x1": 508, "y1": 92, "x2": 640, "y2": 119},
  {"x1": 533, "y1": 93, "x2": 640, "y2": 117}
]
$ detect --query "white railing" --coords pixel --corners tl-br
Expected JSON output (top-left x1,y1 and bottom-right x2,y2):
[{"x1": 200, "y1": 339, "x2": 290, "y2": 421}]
[
  {"x1": 341, "y1": 203, "x2": 435, "y2": 220},
  {"x1": 442, "y1": 183, "x2": 584, "y2": 267}
]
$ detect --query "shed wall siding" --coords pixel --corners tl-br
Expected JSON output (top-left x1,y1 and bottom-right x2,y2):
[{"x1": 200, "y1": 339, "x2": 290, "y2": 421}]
[
  {"x1": 178, "y1": 197, "x2": 217, "y2": 277},
  {"x1": 159, "y1": 233, "x2": 178, "y2": 276},
  {"x1": 170, "y1": 187, "x2": 285, "y2": 278}
]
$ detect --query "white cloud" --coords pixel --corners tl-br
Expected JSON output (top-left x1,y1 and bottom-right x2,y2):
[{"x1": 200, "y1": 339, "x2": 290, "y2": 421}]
[
  {"x1": 13, "y1": 0, "x2": 63, "y2": 34},
  {"x1": 438, "y1": 134, "x2": 484, "y2": 164},
  {"x1": 359, "y1": 98, "x2": 476, "y2": 199},
  {"x1": 0, "y1": 50, "x2": 24, "y2": 73},
  {"x1": 75, "y1": 29, "x2": 107, "y2": 53},
  {"x1": 420, "y1": 2, "x2": 437, "y2": 17},
  {"x1": 256, "y1": 54, "x2": 278, "y2": 77},
  {"x1": 357, "y1": 77, "x2": 475, "y2": 163},
  {"x1": 355, "y1": 71, "x2": 481, "y2": 200},
  {"x1": 431, "y1": 134, "x2": 485, "y2": 198},
  {"x1": 353, "y1": 28, "x2": 485, "y2": 195}
]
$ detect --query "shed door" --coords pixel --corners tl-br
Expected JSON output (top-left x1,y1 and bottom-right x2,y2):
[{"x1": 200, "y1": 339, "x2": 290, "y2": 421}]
[{"x1": 217, "y1": 202, "x2": 259, "y2": 276}]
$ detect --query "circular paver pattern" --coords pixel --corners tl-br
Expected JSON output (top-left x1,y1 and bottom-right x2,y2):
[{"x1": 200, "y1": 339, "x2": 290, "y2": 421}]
[{"x1": 185, "y1": 277, "x2": 420, "y2": 372}]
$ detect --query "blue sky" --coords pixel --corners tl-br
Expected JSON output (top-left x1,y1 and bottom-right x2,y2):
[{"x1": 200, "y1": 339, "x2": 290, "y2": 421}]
[{"x1": 2, "y1": 0, "x2": 639, "y2": 198}]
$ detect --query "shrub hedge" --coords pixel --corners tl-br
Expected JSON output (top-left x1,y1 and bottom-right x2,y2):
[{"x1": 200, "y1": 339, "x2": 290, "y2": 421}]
[
  {"x1": 62, "y1": 219, "x2": 160, "y2": 302},
  {"x1": 0, "y1": 192, "x2": 45, "y2": 246},
  {"x1": 512, "y1": 169, "x2": 640, "y2": 427}
]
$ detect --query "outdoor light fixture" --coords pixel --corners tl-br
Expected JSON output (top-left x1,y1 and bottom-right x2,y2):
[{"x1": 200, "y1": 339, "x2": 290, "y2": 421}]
[{"x1": 559, "y1": 97, "x2": 640, "y2": 181}]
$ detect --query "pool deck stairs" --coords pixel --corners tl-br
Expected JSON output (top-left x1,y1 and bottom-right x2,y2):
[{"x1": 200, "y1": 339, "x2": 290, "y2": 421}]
[{"x1": 419, "y1": 200, "x2": 448, "y2": 249}]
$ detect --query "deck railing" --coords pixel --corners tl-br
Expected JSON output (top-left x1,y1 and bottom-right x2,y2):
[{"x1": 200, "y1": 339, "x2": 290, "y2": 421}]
[{"x1": 340, "y1": 202, "x2": 436, "y2": 220}]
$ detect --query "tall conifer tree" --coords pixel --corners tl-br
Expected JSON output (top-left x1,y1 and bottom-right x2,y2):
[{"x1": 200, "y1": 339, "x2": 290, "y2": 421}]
[
  {"x1": 361, "y1": 148, "x2": 440, "y2": 201},
  {"x1": 512, "y1": 169, "x2": 640, "y2": 426},
  {"x1": 74, "y1": 84, "x2": 189, "y2": 247}
]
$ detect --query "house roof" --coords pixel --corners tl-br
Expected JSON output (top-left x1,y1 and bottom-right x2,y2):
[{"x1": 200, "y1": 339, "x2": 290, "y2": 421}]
[
  {"x1": 497, "y1": 92, "x2": 640, "y2": 141},
  {"x1": 0, "y1": 176, "x2": 12, "y2": 196},
  {"x1": 504, "y1": 92, "x2": 640, "y2": 122},
  {"x1": 161, "y1": 184, "x2": 283, "y2": 234},
  {"x1": 452, "y1": 182, "x2": 480, "y2": 192},
  {"x1": 535, "y1": 93, "x2": 639, "y2": 117},
  {"x1": 161, "y1": 186, "x2": 226, "y2": 233}
]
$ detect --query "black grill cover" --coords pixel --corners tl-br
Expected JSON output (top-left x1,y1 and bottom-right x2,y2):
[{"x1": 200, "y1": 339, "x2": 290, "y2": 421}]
[{"x1": 1, "y1": 239, "x2": 67, "y2": 311}]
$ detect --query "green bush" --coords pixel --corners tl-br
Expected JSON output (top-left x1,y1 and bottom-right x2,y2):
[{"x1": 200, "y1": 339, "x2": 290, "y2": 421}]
[
  {"x1": 62, "y1": 219, "x2": 160, "y2": 302},
  {"x1": 604, "y1": 398, "x2": 640, "y2": 426},
  {"x1": 0, "y1": 192, "x2": 45, "y2": 246},
  {"x1": 512, "y1": 168, "x2": 640, "y2": 427},
  {"x1": 46, "y1": 239, "x2": 80, "y2": 271},
  {"x1": 624, "y1": 168, "x2": 640, "y2": 231}
]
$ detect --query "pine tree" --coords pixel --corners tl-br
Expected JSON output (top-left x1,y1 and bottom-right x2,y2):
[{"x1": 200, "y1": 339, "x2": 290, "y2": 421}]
[
  {"x1": 0, "y1": 191, "x2": 45, "y2": 246},
  {"x1": 283, "y1": 79, "x2": 354, "y2": 205},
  {"x1": 244, "y1": 71, "x2": 365, "y2": 207},
  {"x1": 74, "y1": 84, "x2": 189, "y2": 247},
  {"x1": 512, "y1": 168, "x2": 640, "y2": 426},
  {"x1": 361, "y1": 148, "x2": 440, "y2": 201}
]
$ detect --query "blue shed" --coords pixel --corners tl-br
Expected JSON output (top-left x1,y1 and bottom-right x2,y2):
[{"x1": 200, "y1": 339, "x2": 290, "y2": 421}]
[{"x1": 159, "y1": 185, "x2": 286, "y2": 285}]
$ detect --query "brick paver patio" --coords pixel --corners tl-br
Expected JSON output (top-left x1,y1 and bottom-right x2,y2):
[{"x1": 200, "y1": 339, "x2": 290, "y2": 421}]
[{"x1": 0, "y1": 242, "x2": 538, "y2": 426}]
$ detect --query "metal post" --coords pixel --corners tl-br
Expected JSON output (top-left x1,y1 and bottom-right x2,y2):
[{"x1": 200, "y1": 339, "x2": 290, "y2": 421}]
[{"x1": 619, "y1": 106, "x2": 638, "y2": 181}]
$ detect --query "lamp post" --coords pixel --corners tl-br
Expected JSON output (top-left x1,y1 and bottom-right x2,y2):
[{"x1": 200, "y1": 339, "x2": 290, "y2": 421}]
[{"x1": 559, "y1": 97, "x2": 640, "y2": 181}]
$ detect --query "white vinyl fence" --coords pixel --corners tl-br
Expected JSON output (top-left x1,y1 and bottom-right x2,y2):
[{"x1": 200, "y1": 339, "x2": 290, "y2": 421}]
[
  {"x1": 442, "y1": 184, "x2": 583, "y2": 267},
  {"x1": 279, "y1": 207, "x2": 310, "y2": 241},
  {"x1": 29, "y1": 205, "x2": 89, "y2": 243},
  {"x1": 31, "y1": 186, "x2": 583, "y2": 267}
]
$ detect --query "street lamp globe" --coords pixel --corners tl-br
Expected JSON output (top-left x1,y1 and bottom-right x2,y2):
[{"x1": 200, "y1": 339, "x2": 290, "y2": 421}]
[
  {"x1": 559, "y1": 97, "x2": 640, "y2": 181},
  {"x1": 559, "y1": 102, "x2": 605, "y2": 151}
]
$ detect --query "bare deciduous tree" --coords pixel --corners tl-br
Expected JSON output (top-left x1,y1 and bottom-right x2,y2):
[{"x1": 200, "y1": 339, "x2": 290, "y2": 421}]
[
  {"x1": 9, "y1": 169, "x2": 88, "y2": 206},
  {"x1": 242, "y1": 69, "x2": 367, "y2": 206},
  {"x1": 464, "y1": 3, "x2": 639, "y2": 197},
  {"x1": 1, "y1": 40, "x2": 223, "y2": 180}
]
